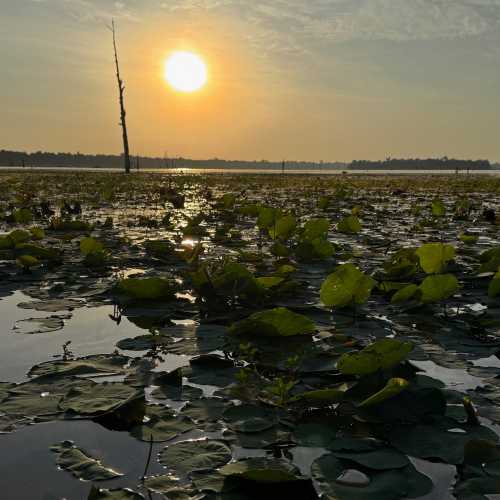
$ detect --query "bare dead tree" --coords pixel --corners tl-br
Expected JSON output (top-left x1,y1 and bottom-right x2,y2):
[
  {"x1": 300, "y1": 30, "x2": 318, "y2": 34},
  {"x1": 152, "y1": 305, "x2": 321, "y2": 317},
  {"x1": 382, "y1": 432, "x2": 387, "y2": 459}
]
[{"x1": 109, "y1": 20, "x2": 131, "y2": 174}]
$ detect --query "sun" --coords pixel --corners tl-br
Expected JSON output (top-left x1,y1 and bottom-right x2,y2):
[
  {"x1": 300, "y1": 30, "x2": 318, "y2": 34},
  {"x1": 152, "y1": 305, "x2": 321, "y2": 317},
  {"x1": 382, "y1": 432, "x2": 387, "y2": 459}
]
[{"x1": 164, "y1": 51, "x2": 208, "y2": 93}]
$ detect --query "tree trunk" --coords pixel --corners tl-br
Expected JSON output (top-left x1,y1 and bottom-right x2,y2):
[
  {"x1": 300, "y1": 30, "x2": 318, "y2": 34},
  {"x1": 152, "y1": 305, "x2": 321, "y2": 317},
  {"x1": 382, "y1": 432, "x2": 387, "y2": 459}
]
[{"x1": 111, "y1": 20, "x2": 131, "y2": 174}]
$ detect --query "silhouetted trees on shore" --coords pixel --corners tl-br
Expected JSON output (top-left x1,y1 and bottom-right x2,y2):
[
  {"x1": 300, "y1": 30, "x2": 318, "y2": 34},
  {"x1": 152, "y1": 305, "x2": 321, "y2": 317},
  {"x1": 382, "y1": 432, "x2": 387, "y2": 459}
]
[{"x1": 350, "y1": 158, "x2": 491, "y2": 170}]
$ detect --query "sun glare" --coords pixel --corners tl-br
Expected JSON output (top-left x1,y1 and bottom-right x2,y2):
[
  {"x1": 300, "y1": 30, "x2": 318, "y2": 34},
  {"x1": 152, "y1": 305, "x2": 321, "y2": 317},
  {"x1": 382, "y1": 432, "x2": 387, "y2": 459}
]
[{"x1": 164, "y1": 51, "x2": 207, "y2": 93}]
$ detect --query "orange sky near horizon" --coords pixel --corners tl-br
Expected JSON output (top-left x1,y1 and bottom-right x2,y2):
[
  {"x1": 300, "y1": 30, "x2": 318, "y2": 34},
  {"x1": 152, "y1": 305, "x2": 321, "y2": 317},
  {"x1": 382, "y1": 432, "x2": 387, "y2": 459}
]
[{"x1": 2, "y1": 1, "x2": 500, "y2": 162}]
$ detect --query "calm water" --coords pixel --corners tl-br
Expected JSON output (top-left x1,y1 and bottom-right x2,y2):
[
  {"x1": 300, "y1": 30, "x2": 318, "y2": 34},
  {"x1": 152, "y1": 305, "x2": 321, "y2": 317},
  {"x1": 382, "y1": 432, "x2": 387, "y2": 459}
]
[{"x1": 1, "y1": 166, "x2": 500, "y2": 176}]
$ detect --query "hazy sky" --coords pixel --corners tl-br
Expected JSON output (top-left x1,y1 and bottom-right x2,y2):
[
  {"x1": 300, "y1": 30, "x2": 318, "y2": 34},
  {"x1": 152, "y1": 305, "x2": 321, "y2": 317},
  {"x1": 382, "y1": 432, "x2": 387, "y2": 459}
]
[{"x1": 2, "y1": 0, "x2": 500, "y2": 162}]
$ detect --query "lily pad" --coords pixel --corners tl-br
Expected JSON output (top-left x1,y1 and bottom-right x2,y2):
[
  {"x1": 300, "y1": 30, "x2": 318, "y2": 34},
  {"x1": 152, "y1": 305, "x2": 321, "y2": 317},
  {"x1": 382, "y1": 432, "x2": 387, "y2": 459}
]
[
  {"x1": 181, "y1": 398, "x2": 228, "y2": 422},
  {"x1": 311, "y1": 454, "x2": 432, "y2": 500},
  {"x1": 320, "y1": 264, "x2": 376, "y2": 308},
  {"x1": 28, "y1": 354, "x2": 131, "y2": 378},
  {"x1": 116, "y1": 278, "x2": 176, "y2": 301},
  {"x1": 222, "y1": 404, "x2": 275, "y2": 433},
  {"x1": 416, "y1": 243, "x2": 455, "y2": 274},
  {"x1": 59, "y1": 382, "x2": 141, "y2": 416},
  {"x1": 337, "y1": 339, "x2": 413, "y2": 376},
  {"x1": 419, "y1": 274, "x2": 459, "y2": 303},
  {"x1": 229, "y1": 308, "x2": 315, "y2": 337},
  {"x1": 159, "y1": 439, "x2": 232, "y2": 476},
  {"x1": 51, "y1": 440, "x2": 122, "y2": 481},
  {"x1": 219, "y1": 457, "x2": 304, "y2": 484},
  {"x1": 130, "y1": 405, "x2": 195, "y2": 442}
]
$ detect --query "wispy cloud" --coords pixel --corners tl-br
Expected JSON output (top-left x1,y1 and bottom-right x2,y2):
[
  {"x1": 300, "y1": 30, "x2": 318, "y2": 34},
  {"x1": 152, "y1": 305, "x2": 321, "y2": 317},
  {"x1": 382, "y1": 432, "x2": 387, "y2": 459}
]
[{"x1": 163, "y1": 0, "x2": 500, "y2": 47}]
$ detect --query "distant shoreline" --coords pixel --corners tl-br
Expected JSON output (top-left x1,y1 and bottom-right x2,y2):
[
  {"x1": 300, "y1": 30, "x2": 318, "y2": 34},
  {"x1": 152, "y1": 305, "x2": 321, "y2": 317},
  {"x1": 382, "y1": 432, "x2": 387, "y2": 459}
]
[{"x1": 1, "y1": 165, "x2": 499, "y2": 176}]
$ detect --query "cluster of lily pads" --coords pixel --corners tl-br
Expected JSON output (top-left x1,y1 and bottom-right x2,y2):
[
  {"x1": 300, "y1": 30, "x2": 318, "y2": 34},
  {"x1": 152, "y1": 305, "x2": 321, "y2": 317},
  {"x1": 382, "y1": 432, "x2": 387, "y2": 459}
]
[{"x1": 1, "y1": 171, "x2": 500, "y2": 499}]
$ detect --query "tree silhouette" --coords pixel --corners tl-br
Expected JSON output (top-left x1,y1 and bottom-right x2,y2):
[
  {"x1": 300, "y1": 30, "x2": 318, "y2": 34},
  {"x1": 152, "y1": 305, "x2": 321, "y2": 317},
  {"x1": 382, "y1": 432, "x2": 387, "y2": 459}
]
[{"x1": 110, "y1": 20, "x2": 131, "y2": 174}]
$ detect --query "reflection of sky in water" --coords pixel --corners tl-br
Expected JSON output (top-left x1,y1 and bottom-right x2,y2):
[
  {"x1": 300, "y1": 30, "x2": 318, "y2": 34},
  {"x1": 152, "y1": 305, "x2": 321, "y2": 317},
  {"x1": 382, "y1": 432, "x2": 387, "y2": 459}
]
[{"x1": 0, "y1": 291, "x2": 186, "y2": 382}]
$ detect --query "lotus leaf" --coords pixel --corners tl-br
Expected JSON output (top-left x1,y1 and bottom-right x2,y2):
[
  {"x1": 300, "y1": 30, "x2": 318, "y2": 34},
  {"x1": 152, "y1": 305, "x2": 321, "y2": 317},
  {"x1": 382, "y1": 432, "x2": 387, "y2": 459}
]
[
  {"x1": 51, "y1": 440, "x2": 122, "y2": 481},
  {"x1": 337, "y1": 339, "x2": 413, "y2": 376},
  {"x1": 159, "y1": 439, "x2": 232, "y2": 476},
  {"x1": 416, "y1": 243, "x2": 455, "y2": 274},
  {"x1": 229, "y1": 307, "x2": 315, "y2": 337},
  {"x1": 320, "y1": 264, "x2": 377, "y2": 308}
]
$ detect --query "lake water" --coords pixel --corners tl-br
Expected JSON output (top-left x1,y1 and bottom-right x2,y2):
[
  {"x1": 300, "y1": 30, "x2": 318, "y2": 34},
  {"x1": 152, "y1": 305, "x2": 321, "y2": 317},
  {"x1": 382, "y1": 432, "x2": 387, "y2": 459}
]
[{"x1": 1, "y1": 166, "x2": 500, "y2": 176}]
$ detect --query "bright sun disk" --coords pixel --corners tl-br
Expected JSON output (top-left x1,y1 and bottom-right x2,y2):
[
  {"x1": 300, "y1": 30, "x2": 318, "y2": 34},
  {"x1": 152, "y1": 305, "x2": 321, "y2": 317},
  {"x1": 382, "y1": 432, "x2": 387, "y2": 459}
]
[{"x1": 164, "y1": 51, "x2": 207, "y2": 93}]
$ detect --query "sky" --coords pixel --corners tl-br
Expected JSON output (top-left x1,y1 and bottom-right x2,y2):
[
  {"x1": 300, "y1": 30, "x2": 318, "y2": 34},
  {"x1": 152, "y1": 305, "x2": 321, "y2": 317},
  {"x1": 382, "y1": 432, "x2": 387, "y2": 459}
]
[{"x1": 1, "y1": 0, "x2": 500, "y2": 162}]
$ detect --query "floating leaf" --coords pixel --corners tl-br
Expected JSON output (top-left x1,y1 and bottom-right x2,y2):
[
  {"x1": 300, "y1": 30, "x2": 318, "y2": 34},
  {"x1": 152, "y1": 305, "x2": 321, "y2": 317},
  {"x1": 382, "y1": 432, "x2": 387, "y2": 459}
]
[
  {"x1": 29, "y1": 354, "x2": 131, "y2": 378},
  {"x1": 419, "y1": 274, "x2": 459, "y2": 303},
  {"x1": 16, "y1": 254, "x2": 40, "y2": 269},
  {"x1": 116, "y1": 278, "x2": 175, "y2": 301},
  {"x1": 337, "y1": 215, "x2": 362, "y2": 234},
  {"x1": 30, "y1": 226, "x2": 45, "y2": 240},
  {"x1": 159, "y1": 439, "x2": 232, "y2": 476},
  {"x1": 269, "y1": 215, "x2": 296, "y2": 240},
  {"x1": 320, "y1": 264, "x2": 377, "y2": 308},
  {"x1": 130, "y1": 405, "x2": 194, "y2": 442},
  {"x1": 459, "y1": 233, "x2": 478, "y2": 245},
  {"x1": 416, "y1": 243, "x2": 455, "y2": 274},
  {"x1": 229, "y1": 307, "x2": 315, "y2": 337},
  {"x1": 220, "y1": 457, "x2": 304, "y2": 484},
  {"x1": 390, "y1": 284, "x2": 419, "y2": 304},
  {"x1": 301, "y1": 218, "x2": 329, "y2": 241},
  {"x1": 51, "y1": 440, "x2": 122, "y2": 481},
  {"x1": 488, "y1": 270, "x2": 500, "y2": 298},
  {"x1": 59, "y1": 382, "x2": 140, "y2": 415},
  {"x1": 13, "y1": 208, "x2": 33, "y2": 224},
  {"x1": 181, "y1": 398, "x2": 228, "y2": 422},
  {"x1": 256, "y1": 276, "x2": 285, "y2": 289},
  {"x1": 337, "y1": 339, "x2": 413, "y2": 376},
  {"x1": 10, "y1": 229, "x2": 32, "y2": 244},
  {"x1": 223, "y1": 404, "x2": 275, "y2": 433},
  {"x1": 80, "y1": 237, "x2": 104, "y2": 256},
  {"x1": 312, "y1": 454, "x2": 432, "y2": 500},
  {"x1": 431, "y1": 199, "x2": 446, "y2": 217}
]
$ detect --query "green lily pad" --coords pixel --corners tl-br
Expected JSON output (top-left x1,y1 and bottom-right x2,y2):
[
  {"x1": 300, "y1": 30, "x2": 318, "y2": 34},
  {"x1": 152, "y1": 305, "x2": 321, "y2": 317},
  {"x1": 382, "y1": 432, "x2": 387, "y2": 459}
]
[
  {"x1": 419, "y1": 274, "x2": 459, "y2": 303},
  {"x1": 51, "y1": 440, "x2": 122, "y2": 481},
  {"x1": 80, "y1": 237, "x2": 104, "y2": 255},
  {"x1": 144, "y1": 475, "x2": 202, "y2": 499},
  {"x1": 181, "y1": 398, "x2": 228, "y2": 422},
  {"x1": 116, "y1": 278, "x2": 176, "y2": 301},
  {"x1": 229, "y1": 308, "x2": 315, "y2": 337},
  {"x1": 59, "y1": 382, "x2": 140, "y2": 416},
  {"x1": 391, "y1": 284, "x2": 419, "y2": 304},
  {"x1": 130, "y1": 405, "x2": 194, "y2": 442},
  {"x1": 337, "y1": 215, "x2": 362, "y2": 234},
  {"x1": 159, "y1": 439, "x2": 232, "y2": 476},
  {"x1": 416, "y1": 243, "x2": 455, "y2": 274},
  {"x1": 220, "y1": 457, "x2": 304, "y2": 484},
  {"x1": 311, "y1": 454, "x2": 432, "y2": 500},
  {"x1": 269, "y1": 215, "x2": 296, "y2": 240},
  {"x1": 389, "y1": 420, "x2": 498, "y2": 464},
  {"x1": 28, "y1": 354, "x2": 131, "y2": 378},
  {"x1": 293, "y1": 423, "x2": 337, "y2": 448},
  {"x1": 320, "y1": 264, "x2": 377, "y2": 308},
  {"x1": 337, "y1": 339, "x2": 413, "y2": 376},
  {"x1": 332, "y1": 448, "x2": 409, "y2": 470},
  {"x1": 14, "y1": 314, "x2": 70, "y2": 335},
  {"x1": 2, "y1": 376, "x2": 96, "y2": 418},
  {"x1": 222, "y1": 404, "x2": 275, "y2": 433}
]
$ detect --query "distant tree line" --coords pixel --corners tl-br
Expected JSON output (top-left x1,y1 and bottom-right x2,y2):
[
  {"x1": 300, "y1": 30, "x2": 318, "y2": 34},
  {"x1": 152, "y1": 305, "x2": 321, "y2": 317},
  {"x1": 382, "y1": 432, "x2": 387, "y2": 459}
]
[
  {"x1": 349, "y1": 158, "x2": 491, "y2": 170},
  {"x1": 0, "y1": 150, "x2": 345, "y2": 170}
]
